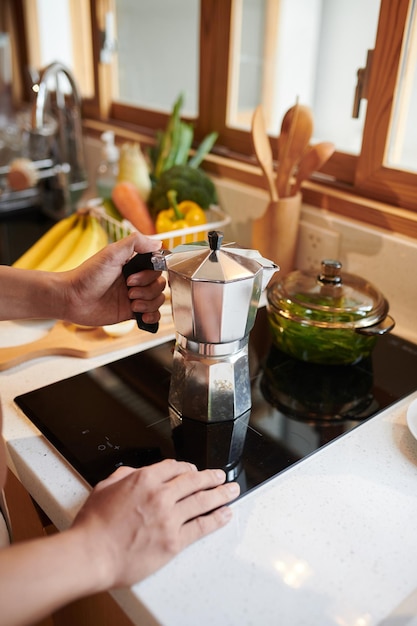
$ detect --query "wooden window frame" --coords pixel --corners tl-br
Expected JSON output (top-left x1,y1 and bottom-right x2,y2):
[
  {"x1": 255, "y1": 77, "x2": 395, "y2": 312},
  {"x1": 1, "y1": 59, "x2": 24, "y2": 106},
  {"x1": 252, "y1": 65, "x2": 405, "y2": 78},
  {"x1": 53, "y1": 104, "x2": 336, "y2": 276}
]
[
  {"x1": 7, "y1": 0, "x2": 417, "y2": 238},
  {"x1": 356, "y1": 0, "x2": 416, "y2": 209}
]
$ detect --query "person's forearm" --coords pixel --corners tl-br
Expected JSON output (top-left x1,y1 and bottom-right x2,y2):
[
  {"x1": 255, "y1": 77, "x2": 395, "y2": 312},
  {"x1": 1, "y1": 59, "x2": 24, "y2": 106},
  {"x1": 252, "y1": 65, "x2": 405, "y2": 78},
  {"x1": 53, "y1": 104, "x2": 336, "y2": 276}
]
[
  {"x1": 0, "y1": 267, "x2": 65, "y2": 321},
  {"x1": 0, "y1": 527, "x2": 107, "y2": 626}
]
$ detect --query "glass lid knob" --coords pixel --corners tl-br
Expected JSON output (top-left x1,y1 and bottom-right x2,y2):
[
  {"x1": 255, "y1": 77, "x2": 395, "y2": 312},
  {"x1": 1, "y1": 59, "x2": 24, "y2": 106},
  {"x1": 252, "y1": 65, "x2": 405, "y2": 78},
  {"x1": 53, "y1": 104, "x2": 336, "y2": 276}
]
[{"x1": 318, "y1": 259, "x2": 342, "y2": 285}]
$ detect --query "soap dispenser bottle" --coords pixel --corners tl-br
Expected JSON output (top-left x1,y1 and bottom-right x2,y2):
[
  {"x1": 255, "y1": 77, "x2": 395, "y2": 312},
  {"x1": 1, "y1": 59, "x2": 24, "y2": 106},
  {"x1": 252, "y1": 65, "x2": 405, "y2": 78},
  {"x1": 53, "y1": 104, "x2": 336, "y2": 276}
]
[{"x1": 96, "y1": 130, "x2": 119, "y2": 200}]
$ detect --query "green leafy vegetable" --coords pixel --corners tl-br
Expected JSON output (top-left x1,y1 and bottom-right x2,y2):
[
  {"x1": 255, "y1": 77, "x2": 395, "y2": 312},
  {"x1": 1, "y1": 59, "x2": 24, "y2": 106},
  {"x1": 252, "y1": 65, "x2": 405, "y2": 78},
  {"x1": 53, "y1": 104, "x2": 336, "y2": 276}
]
[
  {"x1": 173, "y1": 122, "x2": 194, "y2": 167},
  {"x1": 188, "y1": 131, "x2": 218, "y2": 168},
  {"x1": 267, "y1": 298, "x2": 377, "y2": 365},
  {"x1": 153, "y1": 93, "x2": 185, "y2": 179},
  {"x1": 150, "y1": 93, "x2": 218, "y2": 179},
  {"x1": 149, "y1": 164, "x2": 218, "y2": 214}
]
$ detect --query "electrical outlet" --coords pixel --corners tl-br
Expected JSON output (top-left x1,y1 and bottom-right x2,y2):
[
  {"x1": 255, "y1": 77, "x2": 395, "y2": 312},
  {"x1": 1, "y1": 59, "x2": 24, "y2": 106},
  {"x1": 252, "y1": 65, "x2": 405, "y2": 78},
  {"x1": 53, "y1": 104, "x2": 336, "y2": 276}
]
[{"x1": 295, "y1": 221, "x2": 341, "y2": 271}]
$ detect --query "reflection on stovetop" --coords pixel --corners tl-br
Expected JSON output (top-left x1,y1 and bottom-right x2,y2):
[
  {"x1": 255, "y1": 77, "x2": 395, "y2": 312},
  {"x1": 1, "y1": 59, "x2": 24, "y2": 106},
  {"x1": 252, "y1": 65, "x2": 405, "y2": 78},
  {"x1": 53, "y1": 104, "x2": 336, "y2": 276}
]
[
  {"x1": 260, "y1": 346, "x2": 376, "y2": 422},
  {"x1": 14, "y1": 329, "x2": 417, "y2": 498}
]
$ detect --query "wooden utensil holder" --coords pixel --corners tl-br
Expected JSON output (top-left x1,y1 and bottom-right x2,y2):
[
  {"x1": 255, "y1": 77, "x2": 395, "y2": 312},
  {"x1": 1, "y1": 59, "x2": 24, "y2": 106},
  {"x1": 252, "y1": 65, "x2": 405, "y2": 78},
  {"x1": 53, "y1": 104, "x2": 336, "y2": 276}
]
[{"x1": 252, "y1": 192, "x2": 302, "y2": 281}]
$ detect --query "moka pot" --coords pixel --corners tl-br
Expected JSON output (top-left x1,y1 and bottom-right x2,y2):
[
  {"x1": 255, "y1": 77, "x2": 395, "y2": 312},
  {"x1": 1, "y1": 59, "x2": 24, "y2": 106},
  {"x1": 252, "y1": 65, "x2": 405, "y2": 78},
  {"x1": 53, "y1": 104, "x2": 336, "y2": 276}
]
[{"x1": 123, "y1": 231, "x2": 278, "y2": 423}]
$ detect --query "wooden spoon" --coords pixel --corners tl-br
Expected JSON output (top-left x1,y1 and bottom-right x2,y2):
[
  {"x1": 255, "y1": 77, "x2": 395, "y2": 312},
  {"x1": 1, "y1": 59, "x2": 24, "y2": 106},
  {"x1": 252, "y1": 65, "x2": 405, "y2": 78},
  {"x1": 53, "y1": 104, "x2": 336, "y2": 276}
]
[
  {"x1": 276, "y1": 103, "x2": 314, "y2": 198},
  {"x1": 292, "y1": 141, "x2": 335, "y2": 194},
  {"x1": 277, "y1": 101, "x2": 299, "y2": 164},
  {"x1": 251, "y1": 105, "x2": 278, "y2": 201}
]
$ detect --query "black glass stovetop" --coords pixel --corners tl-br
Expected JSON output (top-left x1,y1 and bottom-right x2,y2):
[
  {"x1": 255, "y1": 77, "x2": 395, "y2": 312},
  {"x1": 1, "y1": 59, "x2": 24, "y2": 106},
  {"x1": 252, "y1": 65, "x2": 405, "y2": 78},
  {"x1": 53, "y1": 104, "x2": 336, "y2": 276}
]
[{"x1": 14, "y1": 324, "x2": 417, "y2": 497}]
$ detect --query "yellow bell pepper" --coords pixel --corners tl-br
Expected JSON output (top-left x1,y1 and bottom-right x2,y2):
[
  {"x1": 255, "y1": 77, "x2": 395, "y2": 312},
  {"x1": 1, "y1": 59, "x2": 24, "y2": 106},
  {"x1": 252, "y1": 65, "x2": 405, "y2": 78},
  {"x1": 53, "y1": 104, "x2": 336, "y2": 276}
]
[{"x1": 155, "y1": 190, "x2": 206, "y2": 246}]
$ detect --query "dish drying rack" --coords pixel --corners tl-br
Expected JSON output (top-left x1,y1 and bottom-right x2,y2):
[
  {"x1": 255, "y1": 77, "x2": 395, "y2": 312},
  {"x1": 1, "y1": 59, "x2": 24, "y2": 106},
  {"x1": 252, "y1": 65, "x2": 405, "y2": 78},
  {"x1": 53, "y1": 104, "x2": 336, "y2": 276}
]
[{"x1": 88, "y1": 200, "x2": 231, "y2": 248}]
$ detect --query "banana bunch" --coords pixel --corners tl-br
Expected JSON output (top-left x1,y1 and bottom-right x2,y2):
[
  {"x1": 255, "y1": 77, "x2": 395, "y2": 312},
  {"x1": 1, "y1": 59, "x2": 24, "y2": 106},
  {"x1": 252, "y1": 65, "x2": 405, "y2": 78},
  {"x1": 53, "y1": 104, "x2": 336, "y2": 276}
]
[{"x1": 13, "y1": 212, "x2": 109, "y2": 272}]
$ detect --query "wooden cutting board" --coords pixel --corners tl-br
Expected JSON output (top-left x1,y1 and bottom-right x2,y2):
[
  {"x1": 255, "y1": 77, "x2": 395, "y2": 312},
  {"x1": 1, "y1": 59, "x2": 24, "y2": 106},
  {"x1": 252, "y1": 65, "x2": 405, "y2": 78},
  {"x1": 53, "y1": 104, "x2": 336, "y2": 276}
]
[{"x1": 0, "y1": 319, "x2": 175, "y2": 371}]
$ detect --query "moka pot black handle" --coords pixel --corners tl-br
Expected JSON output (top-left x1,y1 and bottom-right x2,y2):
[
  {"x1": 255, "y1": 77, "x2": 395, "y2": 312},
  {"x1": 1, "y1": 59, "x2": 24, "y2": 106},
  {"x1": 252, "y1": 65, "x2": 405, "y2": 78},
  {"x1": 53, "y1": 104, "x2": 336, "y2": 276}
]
[{"x1": 122, "y1": 252, "x2": 159, "y2": 334}]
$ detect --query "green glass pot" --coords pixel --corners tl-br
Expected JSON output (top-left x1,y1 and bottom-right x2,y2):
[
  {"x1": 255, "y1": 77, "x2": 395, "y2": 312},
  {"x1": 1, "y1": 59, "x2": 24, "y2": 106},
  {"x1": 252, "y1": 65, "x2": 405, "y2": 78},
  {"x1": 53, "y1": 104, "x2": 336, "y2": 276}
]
[{"x1": 266, "y1": 260, "x2": 395, "y2": 365}]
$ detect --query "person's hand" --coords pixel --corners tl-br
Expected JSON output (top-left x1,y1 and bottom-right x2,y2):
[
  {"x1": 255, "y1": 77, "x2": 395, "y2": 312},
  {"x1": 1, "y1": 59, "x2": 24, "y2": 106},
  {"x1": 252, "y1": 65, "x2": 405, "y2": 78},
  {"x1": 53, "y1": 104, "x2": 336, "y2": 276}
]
[
  {"x1": 71, "y1": 459, "x2": 240, "y2": 589},
  {"x1": 61, "y1": 231, "x2": 166, "y2": 327}
]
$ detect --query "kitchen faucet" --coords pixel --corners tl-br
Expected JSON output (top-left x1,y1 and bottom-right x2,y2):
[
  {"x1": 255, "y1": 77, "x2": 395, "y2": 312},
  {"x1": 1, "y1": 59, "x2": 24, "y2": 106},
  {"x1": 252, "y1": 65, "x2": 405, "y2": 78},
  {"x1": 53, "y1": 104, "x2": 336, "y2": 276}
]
[{"x1": 31, "y1": 61, "x2": 88, "y2": 213}]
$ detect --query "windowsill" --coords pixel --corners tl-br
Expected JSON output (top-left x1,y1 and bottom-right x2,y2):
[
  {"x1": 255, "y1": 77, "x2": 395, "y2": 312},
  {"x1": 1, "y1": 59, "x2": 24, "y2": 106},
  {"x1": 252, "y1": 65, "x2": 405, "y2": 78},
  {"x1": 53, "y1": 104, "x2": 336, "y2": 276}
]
[{"x1": 82, "y1": 119, "x2": 417, "y2": 240}]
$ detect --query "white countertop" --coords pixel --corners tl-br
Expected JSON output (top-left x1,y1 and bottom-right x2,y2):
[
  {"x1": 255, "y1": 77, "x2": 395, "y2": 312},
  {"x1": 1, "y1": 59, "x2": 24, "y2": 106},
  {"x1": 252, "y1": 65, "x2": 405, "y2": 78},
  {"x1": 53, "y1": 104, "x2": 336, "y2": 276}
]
[{"x1": 2, "y1": 317, "x2": 417, "y2": 626}]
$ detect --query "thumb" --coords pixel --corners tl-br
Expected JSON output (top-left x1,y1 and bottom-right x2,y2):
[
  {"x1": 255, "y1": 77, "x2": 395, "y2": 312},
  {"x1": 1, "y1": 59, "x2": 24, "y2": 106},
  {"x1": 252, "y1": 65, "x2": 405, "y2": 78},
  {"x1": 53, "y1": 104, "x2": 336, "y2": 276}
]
[
  {"x1": 129, "y1": 231, "x2": 162, "y2": 254},
  {"x1": 103, "y1": 232, "x2": 162, "y2": 266}
]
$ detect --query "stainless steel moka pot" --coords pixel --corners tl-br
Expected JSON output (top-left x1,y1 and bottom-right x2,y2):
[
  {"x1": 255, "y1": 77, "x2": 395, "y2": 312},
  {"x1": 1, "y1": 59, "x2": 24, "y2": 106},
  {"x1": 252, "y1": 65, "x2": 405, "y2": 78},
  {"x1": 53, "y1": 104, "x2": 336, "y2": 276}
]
[{"x1": 123, "y1": 231, "x2": 278, "y2": 423}]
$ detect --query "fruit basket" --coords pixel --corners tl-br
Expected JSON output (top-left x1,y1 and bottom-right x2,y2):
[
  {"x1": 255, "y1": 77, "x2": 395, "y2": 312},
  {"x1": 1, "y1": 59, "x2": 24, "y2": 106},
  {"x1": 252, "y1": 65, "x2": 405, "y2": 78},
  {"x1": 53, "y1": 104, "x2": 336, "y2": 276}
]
[{"x1": 88, "y1": 199, "x2": 231, "y2": 248}]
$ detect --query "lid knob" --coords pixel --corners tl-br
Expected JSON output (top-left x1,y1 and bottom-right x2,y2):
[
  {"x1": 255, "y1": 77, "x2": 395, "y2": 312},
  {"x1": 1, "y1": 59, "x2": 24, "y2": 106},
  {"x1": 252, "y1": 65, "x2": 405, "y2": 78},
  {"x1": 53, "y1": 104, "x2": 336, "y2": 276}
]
[
  {"x1": 208, "y1": 230, "x2": 224, "y2": 251},
  {"x1": 318, "y1": 259, "x2": 342, "y2": 285}
]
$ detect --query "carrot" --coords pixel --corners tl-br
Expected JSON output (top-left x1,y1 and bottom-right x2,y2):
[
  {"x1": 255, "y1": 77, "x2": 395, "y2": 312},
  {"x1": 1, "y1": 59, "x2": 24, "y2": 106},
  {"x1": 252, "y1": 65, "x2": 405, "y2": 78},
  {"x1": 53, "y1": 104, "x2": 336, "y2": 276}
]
[{"x1": 111, "y1": 181, "x2": 156, "y2": 235}]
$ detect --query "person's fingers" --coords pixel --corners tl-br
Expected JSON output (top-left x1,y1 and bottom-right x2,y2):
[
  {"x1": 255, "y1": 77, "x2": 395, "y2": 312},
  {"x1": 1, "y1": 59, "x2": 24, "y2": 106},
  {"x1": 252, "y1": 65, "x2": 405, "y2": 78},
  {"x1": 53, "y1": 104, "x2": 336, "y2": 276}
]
[
  {"x1": 147, "y1": 458, "x2": 200, "y2": 484},
  {"x1": 100, "y1": 232, "x2": 162, "y2": 271},
  {"x1": 93, "y1": 465, "x2": 136, "y2": 491},
  {"x1": 72, "y1": 459, "x2": 238, "y2": 588},
  {"x1": 130, "y1": 293, "x2": 165, "y2": 314},
  {"x1": 131, "y1": 232, "x2": 162, "y2": 254},
  {"x1": 91, "y1": 460, "x2": 200, "y2": 504},
  {"x1": 126, "y1": 270, "x2": 165, "y2": 288},
  {"x1": 167, "y1": 467, "x2": 227, "y2": 502},
  {"x1": 126, "y1": 276, "x2": 166, "y2": 302},
  {"x1": 139, "y1": 309, "x2": 161, "y2": 324},
  {"x1": 183, "y1": 501, "x2": 235, "y2": 541},
  {"x1": 121, "y1": 268, "x2": 165, "y2": 325},
  {"x1": 111, "y1": 459, "x2": 198, "y2": 489},
  {"x1": 177, "y1": 478, "x2": 240, "y2": 520},
  {"x1": 117, "y1": 231, "x2": 162, "y2": 258}
]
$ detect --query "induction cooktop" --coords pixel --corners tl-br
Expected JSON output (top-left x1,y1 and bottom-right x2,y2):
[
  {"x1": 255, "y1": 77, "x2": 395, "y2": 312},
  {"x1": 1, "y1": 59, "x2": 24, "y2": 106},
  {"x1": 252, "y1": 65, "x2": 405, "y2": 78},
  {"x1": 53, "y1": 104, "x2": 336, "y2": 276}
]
[{"x1": 14, "y1": 326, "x2": 417, "y2": 497}]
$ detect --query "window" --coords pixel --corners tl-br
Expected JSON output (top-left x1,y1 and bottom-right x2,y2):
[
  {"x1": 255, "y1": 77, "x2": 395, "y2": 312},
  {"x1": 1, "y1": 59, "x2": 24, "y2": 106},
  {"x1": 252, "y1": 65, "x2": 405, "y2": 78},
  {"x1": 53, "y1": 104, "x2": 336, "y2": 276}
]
[
  {"x1": 387, "y1": 5, "x2": 417, "y2": 174},
  {"x1": 4, "y1": 0, "x2": 417, "y2": 236},
  {"x1": 113, "y1": 0, "x2": 200, "y2": 115},
  {"x1": 356, "y1": 0, "x2": 417, "y2": 210}
]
